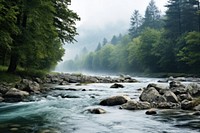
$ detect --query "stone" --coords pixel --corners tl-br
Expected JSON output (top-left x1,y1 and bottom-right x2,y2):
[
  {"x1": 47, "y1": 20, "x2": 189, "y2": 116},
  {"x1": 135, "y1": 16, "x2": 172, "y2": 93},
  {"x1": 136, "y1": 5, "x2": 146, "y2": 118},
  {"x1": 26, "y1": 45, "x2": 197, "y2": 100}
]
[
  {"x1": 170, "y1": 87, "x2": 188, "y2": 95},
  {"x1": 157, "y1": 102, "x2": 180, "y2": 109},
  {"x1": 187, "y1": 83, "x2": 200, "y2": 97},
  {"x1": 4, "y1": 88, "x2": 29, "y2": 102},
  {"x1": 192, "y1": 111, "x2": 200, "y2": 116},
  {"x1": 193, "y1": 104, "x2": 200, "y2": 111},
  {"x1": 163, "y1": 91, "x2": 179, "y2": 103},
  {"x1": 59, "y1": 81, "x2": 70, "y2": 85},
  {"x1": 139, "y1": 87, "x2": 166, "y2": 103},
  {"x1": 145, "y1": 108, "x2": 157, "y2": 115},
  {"x1": 0, "y1": 96, "x2": 4, "y2": 102},
  {"x1": 181, "y1": 100, "x2": 194, "y2": 110},
  {"x1": 120, "y1": 100, "x2": 151, "y2": 110},
  {"x1": 88, "y1": 108, "x2": 106, "y2": 114},
  {"x1": 110, "y1": 83, "x2": 124, "y2": 88},
  {"x1": 15, "y1": 79, "x2": 40, "y2": 93},
  {"x1": 177, "y1": 93, "x2": 193, "y2": 101},
  {"x1": 169, "y1": 81, "x2": 185, "y2": 88},
  {"x1": 100, "y1": 95, "x2": 130, "y2": 106}
]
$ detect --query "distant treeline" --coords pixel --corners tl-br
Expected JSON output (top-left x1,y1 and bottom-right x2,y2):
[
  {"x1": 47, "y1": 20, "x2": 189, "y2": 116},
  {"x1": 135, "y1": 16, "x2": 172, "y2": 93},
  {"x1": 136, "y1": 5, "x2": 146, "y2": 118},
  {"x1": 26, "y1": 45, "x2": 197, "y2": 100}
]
[
  {"x1": 0, "y1": 0, "x2": 80, "y2": 73},
  {"x1": 61, "y1": 0, "x2": 200, "y2": 73}
]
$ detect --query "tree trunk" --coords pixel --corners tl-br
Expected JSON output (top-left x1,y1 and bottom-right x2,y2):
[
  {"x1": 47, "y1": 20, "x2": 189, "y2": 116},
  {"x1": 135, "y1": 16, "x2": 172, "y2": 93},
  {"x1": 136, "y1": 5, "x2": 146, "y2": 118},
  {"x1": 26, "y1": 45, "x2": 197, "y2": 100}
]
[{"x1": 7, "y1": 51, "x2": 18, "y2": 73}]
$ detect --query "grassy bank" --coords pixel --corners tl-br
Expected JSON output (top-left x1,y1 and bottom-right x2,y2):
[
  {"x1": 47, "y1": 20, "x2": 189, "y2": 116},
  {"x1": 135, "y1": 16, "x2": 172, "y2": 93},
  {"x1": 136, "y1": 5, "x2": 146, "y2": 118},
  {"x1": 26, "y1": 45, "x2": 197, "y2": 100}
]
[{"x1": 0, "y1": 66, "x2": 49, "y2": 83}]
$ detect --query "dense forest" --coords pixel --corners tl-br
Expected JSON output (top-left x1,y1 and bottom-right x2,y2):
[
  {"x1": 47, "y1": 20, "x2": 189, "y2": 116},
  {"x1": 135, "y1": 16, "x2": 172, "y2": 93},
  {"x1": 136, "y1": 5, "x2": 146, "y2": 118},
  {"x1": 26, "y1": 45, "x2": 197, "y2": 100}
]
[
  {"x1": 62, "y1": 0, "x2": 200, "y2": 74},
  {"x1": 0, "y1": 0, "x2": 80, "y2": 73}
]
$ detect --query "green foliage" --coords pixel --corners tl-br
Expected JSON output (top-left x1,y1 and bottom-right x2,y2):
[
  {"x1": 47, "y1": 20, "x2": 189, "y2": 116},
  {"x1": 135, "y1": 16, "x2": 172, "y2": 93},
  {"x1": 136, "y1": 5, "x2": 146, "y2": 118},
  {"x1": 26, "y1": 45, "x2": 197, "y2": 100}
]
[{"x1": 0, "y1": 0, "x2": 80, "y2": 73}]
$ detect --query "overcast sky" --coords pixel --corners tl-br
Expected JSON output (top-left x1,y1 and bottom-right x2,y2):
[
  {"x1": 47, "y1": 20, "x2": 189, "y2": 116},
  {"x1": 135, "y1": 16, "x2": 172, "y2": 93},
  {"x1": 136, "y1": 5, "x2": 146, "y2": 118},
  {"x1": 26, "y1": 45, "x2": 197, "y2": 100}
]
[{"x1": 60, "y1": 0, "x2": 168, "y2": 64}]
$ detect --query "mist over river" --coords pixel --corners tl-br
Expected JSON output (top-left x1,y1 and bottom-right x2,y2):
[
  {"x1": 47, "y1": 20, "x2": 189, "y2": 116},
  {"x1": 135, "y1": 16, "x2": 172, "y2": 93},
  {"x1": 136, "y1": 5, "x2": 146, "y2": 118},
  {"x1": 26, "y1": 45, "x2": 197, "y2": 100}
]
[{"x1": 0, "y1": 76, "x2": 200, "y2": 133}]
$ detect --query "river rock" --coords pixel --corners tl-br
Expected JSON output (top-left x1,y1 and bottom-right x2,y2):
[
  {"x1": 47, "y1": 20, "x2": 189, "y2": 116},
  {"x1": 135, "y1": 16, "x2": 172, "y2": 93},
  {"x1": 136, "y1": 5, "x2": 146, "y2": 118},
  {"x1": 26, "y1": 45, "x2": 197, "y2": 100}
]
[
  {"x1": 187, "y1": 83, "x2": 200, "y2": 97},
  {"x1": 170, "y1": 86, "x2": 188, "y2": 95},
  {"x1": 0, "y1": 96, "x2": 4, "y2": 102},
  {"x1": 157, "y1": 102, "x2": 180, "y2": 109},
  {"x1": 169, "y1": 81, "x2": 185, "y2": 88},
  {"x1": 120, "y1": 100, "x2": 151, "y2": 110},
  {"x1": 193, "y1": 104, "x2": 200, "y2": 111},
  {"x1": 181, "y1": 100, "x2": 194, "y2": 110},
  {"x1": 15, "y1": 79, "x2": 40, "y2": 93},
  {"x1": 163, "y1": 91, "x2": 179, "y2": 103},
  {"x1": 192, "y1": 111, "x2": 200, "y2": 116},
  {"x1": 177, "y1": 93, "x2": 193, "y2": 101},
  {"x1": 110, "y1": 83, "x2": 124, "y2": 88},
  {"x1": 100, "y1": 95, "x2": 130, "y2": 106},
  {"x1": 139, "y1": 87, "x2": 166, "y2": 103},
  {"x1": 145, "y1": 108, "x2": 157, "y2": 115},
  {"x1": 4, "y1": 88, "x2": 29, "y2": 102},
  {"x1": 88, "y1": 108, "x2": 106, "y2": 114}
]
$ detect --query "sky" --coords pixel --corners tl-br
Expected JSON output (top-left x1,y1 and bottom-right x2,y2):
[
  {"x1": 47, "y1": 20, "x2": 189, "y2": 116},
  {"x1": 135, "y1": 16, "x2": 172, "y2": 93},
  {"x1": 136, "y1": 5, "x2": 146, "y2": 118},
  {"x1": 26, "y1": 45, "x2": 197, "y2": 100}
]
[{"x1": 61, "y1": 0, "x2": 168, "y2": 63}]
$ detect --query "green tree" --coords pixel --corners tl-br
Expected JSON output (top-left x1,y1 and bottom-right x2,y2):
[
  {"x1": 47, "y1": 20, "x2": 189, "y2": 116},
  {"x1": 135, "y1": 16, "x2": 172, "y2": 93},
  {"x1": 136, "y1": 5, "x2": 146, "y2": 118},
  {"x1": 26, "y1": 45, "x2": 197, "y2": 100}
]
[{"x1": 129, "y1": 10, "x2": 143, "y2": 38}]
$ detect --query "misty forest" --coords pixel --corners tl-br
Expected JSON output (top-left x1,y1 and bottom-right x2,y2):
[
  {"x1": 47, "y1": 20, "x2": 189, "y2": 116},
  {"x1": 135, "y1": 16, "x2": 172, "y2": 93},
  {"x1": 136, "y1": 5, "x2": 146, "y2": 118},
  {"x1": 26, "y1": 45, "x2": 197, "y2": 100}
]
[
  {"x1": 62, "y1": 0, "x2": 200, "y2": 74},
  {"x1": 1, "y1": 0, "x2": 200, "y2": 133}
]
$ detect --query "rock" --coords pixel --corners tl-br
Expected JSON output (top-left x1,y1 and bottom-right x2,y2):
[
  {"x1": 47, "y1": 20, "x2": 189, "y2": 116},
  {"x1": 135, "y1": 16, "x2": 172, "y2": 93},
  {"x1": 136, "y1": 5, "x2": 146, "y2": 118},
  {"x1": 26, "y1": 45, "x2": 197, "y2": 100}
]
[
  {"x1": 163, "y1": 91, "x2": 179, "y2": 103},
  {"x1": 110, "y1": 83, "x2": 124, "y2": 88},
  {"x1": 15, "y1": 79, "x2": 40, "y2": 93},
  {"x1": 0, "y1": 96, "x2": 4, "y2": 102},
  {"x1": 120, "y1": 100, "x2": 151, "y2": 110},
  {"x1": 187, "y1": 83, "x2": 200, "y2": 97},
  {"x1": 4, "y1": 88, "x2": 29, "y2": 102},
  {"x1": 177, "y1": 93, "x2": 193, "y2": 101},
  {"x1": 35, "y1": 77, "x2": 43, "y2": 83},
  {"x1": 59, "y1": 81, "x2": 70, "y2": 85},
  {"x1": 100, "y1": 95, "x2": 130, "y2": 106},
  {"x1": 193, "y1": 104, "x2": 200, "y2": 111},
  {"x1": 181, "y1": 100, "x2": 194, "y2": 110},
  {"x1": 139, "y1": 87, "x2": 166, "y2": 103},
  {"x1": 88, "y1": 108, "x2": 106, "y2": 114},
  {"x1": 192, "y1": 111, "x2": 200, "y2": 116},
  {"x1": 147, "y1": 83, "x2": 168, "y2": 94},
  {"x1": 170, "y1": 86, "x2": 188, "y2": 95},
  {"x1": 169, "y1": 81, "x2": 185, "y2": 88},
  {"x1": 157, "y1": 79, "x2": 168, "y2": 83},
  {"x1": 157, "y1": 102, "x2": 180, "y2": 109},
  {"x1": 145, "y1": 108, "x2": 157, "y2": 115},
  {"x1": 0, "y1": 86, "x2": 9, "y2": 94}
]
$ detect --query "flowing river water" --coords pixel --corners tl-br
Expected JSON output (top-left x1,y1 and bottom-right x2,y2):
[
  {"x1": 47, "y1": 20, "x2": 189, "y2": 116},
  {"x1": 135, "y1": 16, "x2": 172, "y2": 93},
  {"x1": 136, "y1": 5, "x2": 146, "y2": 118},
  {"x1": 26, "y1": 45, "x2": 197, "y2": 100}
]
[{"x1": 0, "y1": 77, "x2": 200, "y2": 133}]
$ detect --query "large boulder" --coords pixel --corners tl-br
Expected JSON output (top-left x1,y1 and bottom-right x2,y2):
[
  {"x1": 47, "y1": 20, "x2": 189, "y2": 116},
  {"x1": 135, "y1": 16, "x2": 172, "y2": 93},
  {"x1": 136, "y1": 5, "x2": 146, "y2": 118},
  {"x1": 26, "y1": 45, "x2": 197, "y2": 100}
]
[
  {"x1": 147, "y1": 83, "x2": 168, "y2": 94},
  {"x1": 139, "y1": 87, "x2": 166, "y2": 103},
  {"x1": 163, "y1": 91, "x2": 179, "y2": 103},
  {"x1": 181, "y1": 100, "x2": 194, "y2": 110},
  {"x1": 177, "y1": 93, "x2": 193, "y2": 102},
  {"x1": 120, "y1": 100, "x2": 151, "y2": 110},
  {"x1": 187, "y1": 83, "x2": 200, "y2": 97},
  {"x1": 4, "y1": 88, "x2": 29, "y2": 102},
  {"x1": 169, "y1": 81, "x2": 185, "y2": 88},
  {"x1": 100, "y1": 95, "x2": 130, "y2": 106},
  {"x1": 15, "y1": 79, "x2": 40, "y2": 93}
]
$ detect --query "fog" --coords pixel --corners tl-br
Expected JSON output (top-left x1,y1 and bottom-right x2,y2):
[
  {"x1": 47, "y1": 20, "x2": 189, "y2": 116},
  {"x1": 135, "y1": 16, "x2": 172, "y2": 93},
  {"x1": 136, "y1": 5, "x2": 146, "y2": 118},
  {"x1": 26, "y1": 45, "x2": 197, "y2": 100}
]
[{"x1": 56, "y1": 0, "x2": 167, "y2": 71}]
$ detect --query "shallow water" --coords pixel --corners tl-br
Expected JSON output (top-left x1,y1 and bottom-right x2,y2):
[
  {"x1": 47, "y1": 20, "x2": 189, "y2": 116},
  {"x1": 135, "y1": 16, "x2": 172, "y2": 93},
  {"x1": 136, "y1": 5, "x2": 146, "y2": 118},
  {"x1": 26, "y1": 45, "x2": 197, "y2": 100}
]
[{"x1": 0, "y1": 77, "x2": 200, "y2": 133}]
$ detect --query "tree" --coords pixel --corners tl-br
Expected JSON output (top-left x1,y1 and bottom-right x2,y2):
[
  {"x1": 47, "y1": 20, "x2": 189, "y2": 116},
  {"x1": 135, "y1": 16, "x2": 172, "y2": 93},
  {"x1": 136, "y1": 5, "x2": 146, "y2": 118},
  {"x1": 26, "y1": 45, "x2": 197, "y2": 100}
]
[
  {"x1": 95, "y1": 42, "x2": 102, "y2": 51},
  {"x1": 111, "y1": 35, "x2": 118, "y2": 45},
  {"x1": 129, "y1": 10, "x2": 143, "y2": 38},
  {"x1": 102, "y1": 38, "x2": 108, "y2": 46},
  {"x1": 142, "y1": 0, "x2": 163, "y2": 30},
  {"x1": 2, "y1": 0, "x2": 80, "y2": 73}
]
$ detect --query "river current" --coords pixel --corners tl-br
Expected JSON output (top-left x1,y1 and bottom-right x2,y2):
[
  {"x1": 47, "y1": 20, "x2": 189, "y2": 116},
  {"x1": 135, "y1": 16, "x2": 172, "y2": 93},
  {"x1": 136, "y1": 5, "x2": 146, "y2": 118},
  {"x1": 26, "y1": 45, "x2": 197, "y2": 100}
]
[{"x1": 0, "y1": 77, "x2": 200, "y2": 133}]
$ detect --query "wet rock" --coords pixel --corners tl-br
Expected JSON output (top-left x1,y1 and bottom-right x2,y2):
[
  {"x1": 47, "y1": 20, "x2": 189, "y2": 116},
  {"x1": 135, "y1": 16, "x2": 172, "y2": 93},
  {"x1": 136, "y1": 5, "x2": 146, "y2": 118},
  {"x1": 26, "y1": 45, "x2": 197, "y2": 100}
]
[
  {"x1": 0, "y1": 85, "x2": 9, "y2": 94},
  {"x1": 157, "y1": 102, "x2": 180, "y2": 109},
  {"x1": 170, "y1": 86, "x2": 188, "y2": 95},
  {"x1": 193, "y1": 104, "x2": 200, "y2": 111},
  {"x1": 4, "y1": 88, "x2": 29, "y2": 102},
  {"x1": 187, "y1": 83, "x2": 200, "y2": 97},
  {"x1": 0, "y1": 96, "x2": 4, "y2": 102},
  {"x1": 163, "y1": 91, "x2": 179, "y2": 103},
  {"x1": 100, "y1": 95, "x2": 130, "y2": 106},
  {"x1": 139, "y1": 87, "x2": 166, "y2": 103},
  {"x1": 169, "y1": 81, "x2": 185, "y2": 88},
  {"x1": 147, "y1": 83, "x2": 168, "y2": 95},
  {"x1": 88, "y1": 108, "x2": 106, "y2": 114},
  {"x1": 60, "y1": 95, "x2": 80, "y2": 98},
  {"x1": 35, "y1": 77, "x2": 43, "y2": 83},
  {"x1": 145, "y1": 108, "x2": 157, "y2": 115},
  {"x1": 110, "y1": 83, "x2": 124, "y2": 88},
  {"x1": 192, "y1": 111, "x2": 200, "y2": 116},
  {"x1": 157, "y1": 79, "x2": 168, "y2": 83},
  {"x1": 181, "y1": 100, "x2": 194, "y2": 110},
  {"x1": 15, "y1": 79, "x2": 40, "y2": 93},
  {"x1": 177, "y1": 93, "x2": 193, "y2": 102},
  {"x1": 59, "y1": 81, "x2": 70, "y2": 85},
  {"x1": 120, "y1": 100, "x2": 150, "y2": 110}
]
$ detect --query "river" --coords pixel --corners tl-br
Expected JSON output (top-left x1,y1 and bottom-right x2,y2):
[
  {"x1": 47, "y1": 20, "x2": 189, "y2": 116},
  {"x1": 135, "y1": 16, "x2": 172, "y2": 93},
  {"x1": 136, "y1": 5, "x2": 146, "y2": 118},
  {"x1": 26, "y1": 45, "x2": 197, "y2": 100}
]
[{"x1": 0, "y1": 77, "x2": 200, "y2": 133}]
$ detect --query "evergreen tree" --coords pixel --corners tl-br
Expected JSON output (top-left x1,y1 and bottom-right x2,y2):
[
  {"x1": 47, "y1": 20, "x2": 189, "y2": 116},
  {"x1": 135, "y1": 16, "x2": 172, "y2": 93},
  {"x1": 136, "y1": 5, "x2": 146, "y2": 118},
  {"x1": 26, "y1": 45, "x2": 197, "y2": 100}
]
[
  {"x1": 128, "y1": 10, "x2": 143, "y2": 38},
  {"x1": 102, "y1": 38, "x2": 108, "y2": 46},
  {"x1": 95, "y1": 43, "x2": 102, "y2": 51}
]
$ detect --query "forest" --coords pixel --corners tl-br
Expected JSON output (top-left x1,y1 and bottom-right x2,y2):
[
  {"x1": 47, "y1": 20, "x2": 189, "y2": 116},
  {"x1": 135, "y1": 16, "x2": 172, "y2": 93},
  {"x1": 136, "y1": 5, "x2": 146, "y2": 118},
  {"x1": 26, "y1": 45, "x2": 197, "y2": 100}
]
[
  {"x1": 62, "y1": 0, "x2": 200, "y2": 74},
  {"x1": 0, "y1": 0, "x2": 80, "y2": 73}
]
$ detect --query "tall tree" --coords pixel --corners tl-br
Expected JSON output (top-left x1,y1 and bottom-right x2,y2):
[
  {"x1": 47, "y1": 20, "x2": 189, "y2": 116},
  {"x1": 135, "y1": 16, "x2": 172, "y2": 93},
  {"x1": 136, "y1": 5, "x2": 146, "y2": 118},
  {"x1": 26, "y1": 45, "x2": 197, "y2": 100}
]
[
  {"x1": 129, "y1": 10, "x2": 143, "y2": 38},
  {"x1": 142, "y1": 0, "x2": 163, "y2": 30}
]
